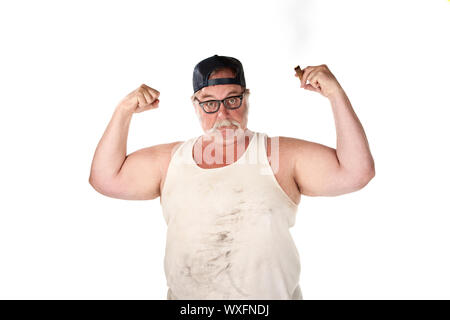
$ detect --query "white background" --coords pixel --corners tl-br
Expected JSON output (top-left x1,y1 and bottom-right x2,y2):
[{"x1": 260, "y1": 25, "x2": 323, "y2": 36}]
[{"x1": 0, "y1": 0, "x2": 449, "y2": 299}]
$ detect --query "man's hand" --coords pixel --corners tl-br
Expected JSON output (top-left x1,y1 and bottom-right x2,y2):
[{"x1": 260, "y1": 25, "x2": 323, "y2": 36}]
[
  {"x1": 117, "y1": 84, "x2": 160, "y2": 114},
  {"x1": 294, "y1": 64, "x2": 344, "y2": 99}
]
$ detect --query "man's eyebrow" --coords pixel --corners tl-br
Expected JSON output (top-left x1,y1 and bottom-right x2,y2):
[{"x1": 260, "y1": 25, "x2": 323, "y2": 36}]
[{"x1": 199, "y1": 91, "x2": 241, "y2": 100}]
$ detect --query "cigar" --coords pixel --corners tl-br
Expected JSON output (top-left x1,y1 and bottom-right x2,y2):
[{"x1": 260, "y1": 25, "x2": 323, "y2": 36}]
[{"x1": 294, "y1": 65, "x2": 304, "y2": 81}]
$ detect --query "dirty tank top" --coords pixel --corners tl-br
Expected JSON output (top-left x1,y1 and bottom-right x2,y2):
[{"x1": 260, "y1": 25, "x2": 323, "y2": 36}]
[{"x1": 160, "y1": 131, "x2": 302, "y2": 300}]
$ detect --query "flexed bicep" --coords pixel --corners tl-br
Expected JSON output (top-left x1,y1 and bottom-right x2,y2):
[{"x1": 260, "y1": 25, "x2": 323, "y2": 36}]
[{"x1": 287, "y1": 138, "x2": 364, "y2": 197}]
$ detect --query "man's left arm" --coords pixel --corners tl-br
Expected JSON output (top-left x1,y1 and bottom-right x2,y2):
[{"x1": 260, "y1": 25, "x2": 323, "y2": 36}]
[{"x1": 291, "y1": 64, "x2": 375, "y2": 197}]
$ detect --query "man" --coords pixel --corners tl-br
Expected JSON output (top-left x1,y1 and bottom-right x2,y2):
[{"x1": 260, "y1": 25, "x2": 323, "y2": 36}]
[{"x1": 89, "y1": 54, "x2": 375, "y2": 300}]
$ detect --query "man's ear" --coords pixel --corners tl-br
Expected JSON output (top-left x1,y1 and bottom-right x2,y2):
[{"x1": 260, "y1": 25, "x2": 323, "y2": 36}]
[{"x1": 194, "y1": 105, "x2": 202, "y2": 118}]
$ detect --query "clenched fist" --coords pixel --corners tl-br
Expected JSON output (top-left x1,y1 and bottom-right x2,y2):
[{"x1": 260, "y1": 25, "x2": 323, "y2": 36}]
[
  {"x1": 118, "y1": 84, "x2": 160, "y2": 113},
  {"x1": 295, "y1": 64, "x2": 344, "y2": 99}
]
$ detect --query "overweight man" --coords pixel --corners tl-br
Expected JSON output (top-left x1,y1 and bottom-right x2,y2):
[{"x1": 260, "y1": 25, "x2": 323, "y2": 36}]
[{"x1": 89, "y1": 54, "x2": 375, "y2": 300}]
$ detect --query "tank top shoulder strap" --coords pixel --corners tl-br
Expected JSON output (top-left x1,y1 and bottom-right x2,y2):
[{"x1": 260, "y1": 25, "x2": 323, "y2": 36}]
[
  {"x1": 256, "y1": 131, "x2": 297, "y2": 209},
  {"x1": 168, "y1": 136, "x2": 197, "y2": 166},
  {"x1": 255, "y1": 131, "x2": 274, "y2": 175}
]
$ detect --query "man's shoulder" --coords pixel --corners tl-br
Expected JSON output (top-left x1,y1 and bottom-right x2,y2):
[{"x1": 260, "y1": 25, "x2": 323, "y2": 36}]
[
  {"x1": 265, "y1": 135, "x2": 309, "y2": 153},
  {"x1": 262, "y1": 134, "x2": 304, "y2": 165},
  {"x1": 130, "y1": 140, "x2": 186, "y2": 166},
  {"x1": 264, "y1": 135, "x2": 315, "y2": 170},
  {"x1": 269, "y1": 135, "x2": 337, "y2": 168},
  {"x1": 156, "y1": 140, "x2": 187, "y2": 161}
]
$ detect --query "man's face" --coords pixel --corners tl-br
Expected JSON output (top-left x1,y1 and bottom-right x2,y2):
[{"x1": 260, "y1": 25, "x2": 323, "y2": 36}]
[{"x1": 192, "y1": 69, "x2": 249, "y2": 142}]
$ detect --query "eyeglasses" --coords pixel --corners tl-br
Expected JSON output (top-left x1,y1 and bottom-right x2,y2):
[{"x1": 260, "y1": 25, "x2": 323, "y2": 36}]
[{"x1": 194, "y1": 91, "x2": 245, "y2": 114}]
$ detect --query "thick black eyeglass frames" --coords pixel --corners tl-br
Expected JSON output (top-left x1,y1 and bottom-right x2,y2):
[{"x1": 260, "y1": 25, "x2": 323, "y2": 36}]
[{"x1": 194, "y1": 91, "x2": 245, "y2": 114}]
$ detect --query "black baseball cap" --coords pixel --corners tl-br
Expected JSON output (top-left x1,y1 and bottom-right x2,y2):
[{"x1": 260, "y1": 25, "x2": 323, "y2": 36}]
[{"x1": 193, "y1": 54, "x2": 246, "y2": 93}]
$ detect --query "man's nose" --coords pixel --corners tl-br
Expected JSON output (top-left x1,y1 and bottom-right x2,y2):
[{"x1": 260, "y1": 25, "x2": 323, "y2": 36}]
[{"x1": 217, "y1": 101, "x2": 230, "y2": 117}]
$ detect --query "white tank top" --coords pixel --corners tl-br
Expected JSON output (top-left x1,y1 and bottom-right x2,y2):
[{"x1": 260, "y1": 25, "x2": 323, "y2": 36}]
[{"x1": 160, "y1": 131, "x2": 302, "y2": 299}]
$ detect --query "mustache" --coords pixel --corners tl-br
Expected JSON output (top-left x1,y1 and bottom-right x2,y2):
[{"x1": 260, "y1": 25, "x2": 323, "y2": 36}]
[{"x1": 206, "y1": 119, "x2": 242, "y2": 135}]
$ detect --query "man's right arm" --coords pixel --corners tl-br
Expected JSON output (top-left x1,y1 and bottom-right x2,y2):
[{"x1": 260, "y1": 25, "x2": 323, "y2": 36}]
[
  {"x1": 97, "y1": 141, "x2": 182, "y2": 200},
  {"x1": 88, "y1": 84, "x2": 166, "y2": 200}
]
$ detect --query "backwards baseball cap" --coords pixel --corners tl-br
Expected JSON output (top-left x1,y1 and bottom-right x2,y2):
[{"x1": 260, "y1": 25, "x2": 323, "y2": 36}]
[{"x1": 193, "y1": 54, "x2": 246, "y2": 93}]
